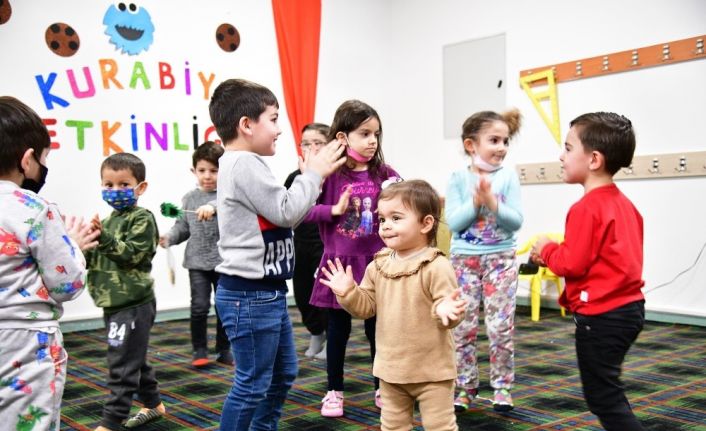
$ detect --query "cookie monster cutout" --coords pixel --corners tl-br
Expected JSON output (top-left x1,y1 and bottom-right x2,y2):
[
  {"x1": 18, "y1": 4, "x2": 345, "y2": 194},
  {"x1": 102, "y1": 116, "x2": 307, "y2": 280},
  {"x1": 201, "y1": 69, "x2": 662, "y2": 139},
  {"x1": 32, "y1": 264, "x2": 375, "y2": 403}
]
[{"x1": 103, "y1": 2, "x2": 155, "y2": 55}]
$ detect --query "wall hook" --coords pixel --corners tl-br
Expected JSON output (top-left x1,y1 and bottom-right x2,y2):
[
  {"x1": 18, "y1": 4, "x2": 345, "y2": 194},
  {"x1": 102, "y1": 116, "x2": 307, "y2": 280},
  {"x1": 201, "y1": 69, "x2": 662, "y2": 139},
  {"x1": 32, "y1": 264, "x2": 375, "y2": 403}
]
[{"x1": 648, "y1": 158, "x2": 660, "y2": 174}]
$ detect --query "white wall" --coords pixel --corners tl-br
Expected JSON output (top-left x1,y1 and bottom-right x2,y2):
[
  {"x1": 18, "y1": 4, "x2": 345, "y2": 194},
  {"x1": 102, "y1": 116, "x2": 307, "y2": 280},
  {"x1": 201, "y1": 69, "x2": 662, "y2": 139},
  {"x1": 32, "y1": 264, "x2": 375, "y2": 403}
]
[
  {"x1": 1, "y1": 1, "x2": 704, "y2": 321},
  {"x1": 379, "y1": 0, "x2": 706, "y2": 316}
]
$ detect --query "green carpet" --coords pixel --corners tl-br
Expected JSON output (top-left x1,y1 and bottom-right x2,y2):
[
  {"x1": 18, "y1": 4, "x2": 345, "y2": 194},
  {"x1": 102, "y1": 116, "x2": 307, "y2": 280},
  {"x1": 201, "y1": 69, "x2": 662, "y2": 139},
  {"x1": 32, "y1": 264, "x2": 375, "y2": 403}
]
[{"x1": 60, "y1": 306, "x2": 706, "y2": 430}]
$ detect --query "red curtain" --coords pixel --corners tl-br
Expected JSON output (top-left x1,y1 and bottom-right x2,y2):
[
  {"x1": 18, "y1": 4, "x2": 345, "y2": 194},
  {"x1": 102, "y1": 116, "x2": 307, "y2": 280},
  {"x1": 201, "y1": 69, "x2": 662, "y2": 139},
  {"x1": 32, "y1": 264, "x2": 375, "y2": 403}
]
[{"x1": 272, "y1": 0, "x2": 322, "y2": 156}]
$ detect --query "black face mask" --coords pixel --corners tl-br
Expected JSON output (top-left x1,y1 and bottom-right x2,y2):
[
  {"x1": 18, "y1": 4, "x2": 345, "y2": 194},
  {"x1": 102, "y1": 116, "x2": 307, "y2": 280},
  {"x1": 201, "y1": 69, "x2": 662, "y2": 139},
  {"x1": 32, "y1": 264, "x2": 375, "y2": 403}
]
[{"x1": 19, "y1": 154, "x2": 49, "y2": 194}]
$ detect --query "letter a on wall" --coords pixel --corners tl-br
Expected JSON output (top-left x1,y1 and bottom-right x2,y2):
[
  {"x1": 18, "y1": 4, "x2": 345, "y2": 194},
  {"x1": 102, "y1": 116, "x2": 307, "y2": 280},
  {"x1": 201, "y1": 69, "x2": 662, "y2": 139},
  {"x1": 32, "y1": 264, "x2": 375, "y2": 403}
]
[{"x1": 520, "y1": 70, "x2": 561, "y2": 145}]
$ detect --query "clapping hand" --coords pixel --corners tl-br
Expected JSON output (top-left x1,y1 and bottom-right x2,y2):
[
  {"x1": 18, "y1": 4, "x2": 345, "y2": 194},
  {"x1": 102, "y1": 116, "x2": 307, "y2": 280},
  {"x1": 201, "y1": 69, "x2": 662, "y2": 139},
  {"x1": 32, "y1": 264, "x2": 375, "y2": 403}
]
[{"x1": 65, "y1": 215, "x2": 100, "y2": 251}]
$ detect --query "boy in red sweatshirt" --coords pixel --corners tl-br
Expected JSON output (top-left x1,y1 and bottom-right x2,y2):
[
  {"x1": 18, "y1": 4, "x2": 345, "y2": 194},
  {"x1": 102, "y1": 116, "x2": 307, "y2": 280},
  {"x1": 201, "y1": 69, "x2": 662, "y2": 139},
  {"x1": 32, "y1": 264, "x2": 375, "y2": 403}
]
[{"x1": 532, "y1": 112, "x2": 645, "y2": 431}]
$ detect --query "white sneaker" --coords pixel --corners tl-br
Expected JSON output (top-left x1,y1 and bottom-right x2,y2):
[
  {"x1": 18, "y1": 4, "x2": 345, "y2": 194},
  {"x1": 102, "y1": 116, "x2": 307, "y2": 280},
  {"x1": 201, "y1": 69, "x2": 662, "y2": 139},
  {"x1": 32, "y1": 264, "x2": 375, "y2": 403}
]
[{"x1": 314, "y1": 347, "x2": 327, "y2": 361}]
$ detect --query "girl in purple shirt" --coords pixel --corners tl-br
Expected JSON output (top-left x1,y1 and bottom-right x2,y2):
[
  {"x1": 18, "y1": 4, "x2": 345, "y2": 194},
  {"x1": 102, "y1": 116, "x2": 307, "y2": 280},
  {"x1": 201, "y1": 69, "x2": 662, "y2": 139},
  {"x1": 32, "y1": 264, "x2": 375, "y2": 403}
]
[{"x1": 304, "y1": 100, "x2": 400, "y2": 417}]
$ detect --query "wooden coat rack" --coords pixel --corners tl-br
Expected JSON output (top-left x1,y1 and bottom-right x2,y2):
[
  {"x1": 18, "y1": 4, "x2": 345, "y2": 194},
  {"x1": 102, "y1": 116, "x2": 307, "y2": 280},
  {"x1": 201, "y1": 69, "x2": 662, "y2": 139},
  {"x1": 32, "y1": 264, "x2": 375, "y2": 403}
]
[{"x1": 520, "y1": 35, "x2": 705, "y2": 86}]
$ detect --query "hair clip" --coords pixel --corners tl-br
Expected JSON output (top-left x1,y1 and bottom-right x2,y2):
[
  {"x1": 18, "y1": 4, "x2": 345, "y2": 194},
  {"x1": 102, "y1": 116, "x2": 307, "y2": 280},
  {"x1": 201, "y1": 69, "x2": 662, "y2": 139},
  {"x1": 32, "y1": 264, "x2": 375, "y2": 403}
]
[{"x1": 381, "y1": 176, "x2": 403, "y2": 189}]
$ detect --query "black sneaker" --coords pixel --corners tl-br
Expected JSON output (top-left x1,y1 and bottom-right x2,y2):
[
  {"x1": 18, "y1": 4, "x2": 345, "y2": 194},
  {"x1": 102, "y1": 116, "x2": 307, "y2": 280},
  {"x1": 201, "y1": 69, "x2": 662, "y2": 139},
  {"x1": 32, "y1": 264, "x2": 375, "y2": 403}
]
[
  {"x1": 191, "y1": 347, "x2": 210, "y2": 367},
  {"x1": 216, "y1": 349, "x2": 234, "y2": 366}
]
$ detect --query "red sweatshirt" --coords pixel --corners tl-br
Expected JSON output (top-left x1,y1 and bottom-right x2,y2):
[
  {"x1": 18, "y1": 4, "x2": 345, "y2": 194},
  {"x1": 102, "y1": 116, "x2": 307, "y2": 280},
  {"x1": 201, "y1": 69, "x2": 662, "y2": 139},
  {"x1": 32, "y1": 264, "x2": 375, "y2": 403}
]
[{"x1": 540, "y1": 184, "x2": 645, "y2": 315}]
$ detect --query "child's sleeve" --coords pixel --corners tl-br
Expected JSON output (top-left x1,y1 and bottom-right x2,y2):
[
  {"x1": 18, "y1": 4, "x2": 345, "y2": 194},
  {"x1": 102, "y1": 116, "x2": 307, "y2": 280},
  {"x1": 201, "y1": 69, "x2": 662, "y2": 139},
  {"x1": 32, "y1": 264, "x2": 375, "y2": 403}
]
[
  {"x1": 445, "y1": 171, "x2": 479, "y2": 233},
  {"x1": 541, "y1": 204, "x2": 594, "y2": 277},
  {"x1": 96, "y1": 211, "x2": 157, "y2": 268},
  {"x1": 235, "y1": 155, "x2": 322, "y2": 227},
  {"x1": 29, "y1": 204, "x2": 88, "y2": 303},
  {"x1": 165, "y1": 193, "x2": 191, "y2": 246},
  {"x1": 495, "y1": 171, "x2": 523, "y2": 232},
  {"x1": 428, "y1": 258, "x2": 463, "y2": 329},
  {"x1": 336, "y1": 263, "x2": 377, "y2": 320}
]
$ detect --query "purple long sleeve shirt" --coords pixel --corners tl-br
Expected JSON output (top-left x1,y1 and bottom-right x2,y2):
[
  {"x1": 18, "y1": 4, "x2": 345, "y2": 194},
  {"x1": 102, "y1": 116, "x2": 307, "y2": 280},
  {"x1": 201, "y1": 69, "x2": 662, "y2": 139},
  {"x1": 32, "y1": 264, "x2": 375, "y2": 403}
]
[{"x1": 305, "y1": 166, "x2": 400, "y2": 308}]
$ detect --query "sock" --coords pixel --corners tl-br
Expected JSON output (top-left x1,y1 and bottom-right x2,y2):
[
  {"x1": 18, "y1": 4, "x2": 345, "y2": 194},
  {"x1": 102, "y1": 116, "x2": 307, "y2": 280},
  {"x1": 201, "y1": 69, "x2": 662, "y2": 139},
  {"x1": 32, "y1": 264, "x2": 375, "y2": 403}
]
[{"x1": 305, "y1": 333, "x2": 325, "y2": 357}]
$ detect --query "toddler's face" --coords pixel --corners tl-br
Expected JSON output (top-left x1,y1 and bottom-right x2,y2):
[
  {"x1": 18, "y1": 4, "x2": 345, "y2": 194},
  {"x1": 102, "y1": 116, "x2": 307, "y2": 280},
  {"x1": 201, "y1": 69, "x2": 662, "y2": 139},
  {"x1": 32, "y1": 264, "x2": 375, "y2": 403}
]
[
  {"x1": 192, "y1": 159, "x2": 218, "y2": 192},
  {"x1": 377, "y1": 197, "x2": 431, "y2": 258}
]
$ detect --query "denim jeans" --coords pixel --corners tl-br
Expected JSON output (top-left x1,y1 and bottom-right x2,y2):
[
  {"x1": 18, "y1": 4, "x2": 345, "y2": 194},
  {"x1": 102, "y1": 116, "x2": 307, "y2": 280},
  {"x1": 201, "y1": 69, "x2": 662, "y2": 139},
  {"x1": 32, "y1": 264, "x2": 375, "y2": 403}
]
[
  {"x1": 215, "y1": 288, "x2": 298, "y2": 431},
  {"x1": 574, "y1": 300, "x2": 645, "y2": 431}
]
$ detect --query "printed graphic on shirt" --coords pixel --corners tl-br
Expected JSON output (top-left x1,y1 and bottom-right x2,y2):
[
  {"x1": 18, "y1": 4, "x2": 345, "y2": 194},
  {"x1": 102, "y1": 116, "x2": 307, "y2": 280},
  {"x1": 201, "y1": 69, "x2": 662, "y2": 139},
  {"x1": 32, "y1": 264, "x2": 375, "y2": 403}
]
[
  {"x1": 459, "y1": 193, "x2": 511, "y2": 245},
  {"x1": 258, "y1": 215, "x2": 294, "y2": 279},
  {"x1": 0, "y1": 227, "x2": 21, "y2": 256},
  {"x1": 336, "y1": 181, "x2": 380, "y2": 239}
]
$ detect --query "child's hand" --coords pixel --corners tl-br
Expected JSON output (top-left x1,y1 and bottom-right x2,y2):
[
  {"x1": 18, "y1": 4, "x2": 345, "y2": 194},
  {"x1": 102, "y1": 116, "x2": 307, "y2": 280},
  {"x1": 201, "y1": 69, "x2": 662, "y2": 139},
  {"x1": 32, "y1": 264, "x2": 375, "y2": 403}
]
[
  {"x1": 302, "y1": 140, "x2": 347, "y2": 179},
  {"x1": 531, "y1": 235, "x2": 553, "y2": 264},
  {"x1": 319, "y1": 258, "x2": 356, "y2": 296},
  {"x1": 196, "y1": 204, "x2": 215, "y2": 221},
  {"x1": 90, "y1": 214, "x2": 102, "y2": 233},
  {"x1": 436, "y1": 290, "x2": 468, "y2": 326},
  {"x1": 331, "y1": 185, "x2": 352, "y2": 216},
  {"x1": 475, "y1": 174, "x2": 497, "y2": 211},
  {"x1": 66, "y1": 215, "x2": 100, "y2": 251},
  {"x1": 158, "y1": 235, "x2": 169, "y2": 248}
]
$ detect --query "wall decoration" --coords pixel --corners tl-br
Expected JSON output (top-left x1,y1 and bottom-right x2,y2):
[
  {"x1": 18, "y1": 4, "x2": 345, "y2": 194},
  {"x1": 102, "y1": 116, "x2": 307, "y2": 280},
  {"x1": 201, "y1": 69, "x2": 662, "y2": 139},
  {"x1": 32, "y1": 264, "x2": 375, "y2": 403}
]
[
  {"x1": 45, "y1": 23, "x2": 80, "y2": 57},
  {"x1": 519, "y1": 69, "x2": 560, "y2": 145},
  {"x1": 520, "y1": 35, "x2": 706, "y2": 146},
  {"x1": 0, "y1": 0, "x2": 12, "y2": 25},
  {"x1": 102, "y1": 2, "x2": 155, "y2": 55},
  {"x1": 215, "y1": 23, "x2": 240, "y2": 52}
]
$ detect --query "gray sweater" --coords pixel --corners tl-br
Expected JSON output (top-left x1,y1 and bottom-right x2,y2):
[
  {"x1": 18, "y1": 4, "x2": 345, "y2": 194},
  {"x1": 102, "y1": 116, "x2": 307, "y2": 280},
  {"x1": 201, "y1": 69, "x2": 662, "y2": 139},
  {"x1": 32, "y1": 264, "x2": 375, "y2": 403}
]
[
  {"x1": 165, "y1": 188, "x2": 222, "y2": 271},
  {"x1": 216, "y1": 151, "x2": 321, "y2": 279}
]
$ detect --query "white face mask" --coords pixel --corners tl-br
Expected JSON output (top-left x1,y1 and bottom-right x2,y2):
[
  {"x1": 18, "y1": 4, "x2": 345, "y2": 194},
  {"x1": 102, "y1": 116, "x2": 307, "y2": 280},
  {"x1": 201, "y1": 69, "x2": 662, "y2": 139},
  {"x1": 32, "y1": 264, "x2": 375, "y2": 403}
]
[{"x1": 472, "y1": 154, "x2": 502, "y2": 172}]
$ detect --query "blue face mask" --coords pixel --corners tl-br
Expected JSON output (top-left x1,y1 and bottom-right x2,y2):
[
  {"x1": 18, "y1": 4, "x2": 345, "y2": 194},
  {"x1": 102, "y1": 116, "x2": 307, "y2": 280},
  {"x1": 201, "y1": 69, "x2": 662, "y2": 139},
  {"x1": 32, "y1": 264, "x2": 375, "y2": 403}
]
[{"x1": 102, "y1": 187, "x2": 139, "y2": 211}]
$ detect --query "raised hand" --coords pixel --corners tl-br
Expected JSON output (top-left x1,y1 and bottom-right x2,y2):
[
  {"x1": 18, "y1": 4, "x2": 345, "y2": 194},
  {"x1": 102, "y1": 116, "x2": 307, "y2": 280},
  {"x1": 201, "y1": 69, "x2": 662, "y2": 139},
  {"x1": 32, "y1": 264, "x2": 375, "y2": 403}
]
[
  {"x1": 331, "y1": 185, "x2": 352, "y2": 216},
  {"x1": 436, "y1": 290, "x2": 468, "y2": 326},
  {"x1": 319, "y1": 258, "x2": 356, "y2": 296},
  {"x1": 303, "y1": 140, "x2": 346, "y2": 179}
]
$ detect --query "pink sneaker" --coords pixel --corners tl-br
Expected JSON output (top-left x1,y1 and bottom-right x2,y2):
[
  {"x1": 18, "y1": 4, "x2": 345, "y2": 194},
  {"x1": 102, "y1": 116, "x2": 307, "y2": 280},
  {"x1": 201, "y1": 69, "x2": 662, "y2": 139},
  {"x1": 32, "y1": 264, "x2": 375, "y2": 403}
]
[
  {"x1": 321, "y1": 390, "x2": 344, "y2": 417},
  {"x1": 375, "y1": 389, "x2": 383, "y2": 409}
]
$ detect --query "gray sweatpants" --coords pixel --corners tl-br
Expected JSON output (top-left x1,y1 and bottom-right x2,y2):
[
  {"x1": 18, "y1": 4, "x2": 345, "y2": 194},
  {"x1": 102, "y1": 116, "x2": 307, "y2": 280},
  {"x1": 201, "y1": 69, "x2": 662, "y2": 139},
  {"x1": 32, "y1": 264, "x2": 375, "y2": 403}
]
[{"x1": 0, "y1": 327, "x2": 67, "y2": 431}]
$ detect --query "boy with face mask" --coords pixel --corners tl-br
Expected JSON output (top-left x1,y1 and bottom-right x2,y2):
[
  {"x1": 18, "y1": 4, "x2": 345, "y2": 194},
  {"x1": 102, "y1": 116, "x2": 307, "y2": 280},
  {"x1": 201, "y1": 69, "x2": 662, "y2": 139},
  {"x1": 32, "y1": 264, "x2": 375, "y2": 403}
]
[
  {"x1": 84, "y1": 153, "x2": 166, "y2": 431},
  {"x1": 0, "y1": 96, "x2": 98, "y2": 431}
]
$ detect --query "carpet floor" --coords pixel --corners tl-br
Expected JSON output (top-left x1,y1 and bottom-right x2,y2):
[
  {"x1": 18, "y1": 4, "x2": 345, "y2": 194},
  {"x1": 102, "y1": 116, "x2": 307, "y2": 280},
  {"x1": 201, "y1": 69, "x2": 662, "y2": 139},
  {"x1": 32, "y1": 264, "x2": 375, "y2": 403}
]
[{"x1": 60, "y1": 306, "x2": 706, "y2": 430}]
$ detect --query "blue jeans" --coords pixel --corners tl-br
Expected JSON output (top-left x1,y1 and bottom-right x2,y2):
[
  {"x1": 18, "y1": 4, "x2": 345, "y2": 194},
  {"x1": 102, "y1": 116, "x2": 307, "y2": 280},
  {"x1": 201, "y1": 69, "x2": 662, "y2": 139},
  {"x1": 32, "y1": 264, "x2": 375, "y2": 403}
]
[{"x1": 215, "y1": 288, "x2": 298, "y2": 431}]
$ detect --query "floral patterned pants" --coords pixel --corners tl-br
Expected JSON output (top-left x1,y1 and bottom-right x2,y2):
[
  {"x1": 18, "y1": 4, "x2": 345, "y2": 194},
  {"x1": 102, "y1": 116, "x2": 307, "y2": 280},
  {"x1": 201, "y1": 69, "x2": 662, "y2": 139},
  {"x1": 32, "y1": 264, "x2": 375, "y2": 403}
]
[{"x1": 451, "y1": 250, "x2": 517, "y2": 391}]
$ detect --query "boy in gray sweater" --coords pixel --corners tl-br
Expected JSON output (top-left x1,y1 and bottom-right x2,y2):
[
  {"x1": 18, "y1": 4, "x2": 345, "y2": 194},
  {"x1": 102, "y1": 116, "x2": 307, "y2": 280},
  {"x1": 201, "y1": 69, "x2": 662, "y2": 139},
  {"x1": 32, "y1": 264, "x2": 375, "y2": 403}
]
[
  {"x1": 160, "y1": 142, "x2": 230, "y2": 367},
  {"x1": 209, "y1": 79, "x2": 345, "y2": 430}
]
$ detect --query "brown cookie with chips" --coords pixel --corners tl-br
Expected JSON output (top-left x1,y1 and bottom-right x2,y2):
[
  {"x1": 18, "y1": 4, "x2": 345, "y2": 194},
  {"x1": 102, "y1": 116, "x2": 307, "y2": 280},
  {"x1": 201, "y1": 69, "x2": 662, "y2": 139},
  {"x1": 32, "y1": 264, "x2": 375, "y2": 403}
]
[
  {"x1": 45, "y1": 22, "x2": 80, "y2": 57},
  {"x1": 0, "y1": 0, "x2": 12, "y2": 25},
  {"x1": 216, "y1": 23, "x2": 240, "y2": 52}
]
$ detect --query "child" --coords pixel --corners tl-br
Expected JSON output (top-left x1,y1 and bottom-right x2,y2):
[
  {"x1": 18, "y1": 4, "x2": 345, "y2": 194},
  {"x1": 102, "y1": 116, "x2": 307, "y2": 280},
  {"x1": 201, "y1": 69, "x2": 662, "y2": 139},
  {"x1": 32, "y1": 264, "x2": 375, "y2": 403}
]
[
  {"x1": 159, "y1": 141, "x2": 232, "y2": 367},
  {"x1": 532, "y1": 112, "x2": 645, "y2": 431},
  {"x1": 320, "y1": 180, "x2": 467, "y2": 431},
  {"x1": 445, "y1": 109, "x2": 523, "y2": 412},
  {"x1": 304, "y1": 99, "x2": 400, "y2": 416},
  {"x1": 84, "y1": 153, "x2": 165, "y2": 431},
  {"x1": 283, "y1": 123, "x2": 330, "y2": 359},
  {"x1": 0, "y1": 96, "x2": 96, "y2": 431},
  {"x1": 209, "y1": 78, "x2": 345, "y2": 430}
]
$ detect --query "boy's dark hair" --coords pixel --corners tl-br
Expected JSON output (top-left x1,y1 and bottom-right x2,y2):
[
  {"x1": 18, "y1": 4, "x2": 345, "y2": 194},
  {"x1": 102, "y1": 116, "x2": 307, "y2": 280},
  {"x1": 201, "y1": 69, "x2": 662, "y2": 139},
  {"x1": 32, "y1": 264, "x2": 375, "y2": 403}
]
[
  {"x1": 101, "y1": 153, "x2": 146, "y2": 182},
  {"x1": 209, "y1": 79, "x2": 279, "y2": 144},
  {"x1": 302, "y1": 122, "x2": 330, "y2": 138},
  {"x1": 193, "y1": 141, "x2": 224, "y2": 168},
  {"x1": 328, "y1": 99, "x2": 387, "y2": 182},
  {"x1": 0, "y1": 96, "x2": 51, "y2": 175},
  {"x1": 378, "y1": 179, "x2": 441, "y2": 246},
  {"x1": 570, "y1": 112, "x2": 636, "y2": 175}
]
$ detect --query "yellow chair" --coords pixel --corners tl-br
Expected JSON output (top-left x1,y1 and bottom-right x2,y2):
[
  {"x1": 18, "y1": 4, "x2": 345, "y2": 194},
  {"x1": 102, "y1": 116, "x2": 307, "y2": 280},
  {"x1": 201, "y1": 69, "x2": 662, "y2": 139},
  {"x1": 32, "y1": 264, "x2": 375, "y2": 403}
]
[{"x1": 516, "y1": 233, "x2": 566, "y2": 321}]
